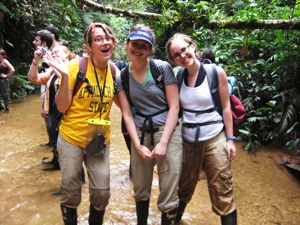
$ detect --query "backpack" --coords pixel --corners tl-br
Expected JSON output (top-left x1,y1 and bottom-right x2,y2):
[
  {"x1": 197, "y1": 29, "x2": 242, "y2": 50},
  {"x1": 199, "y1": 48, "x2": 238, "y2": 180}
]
[
  {"x1": 113, "y1": 59, "x2": 126, "y2": 70},
  {"x1": 73, "y1": 57, "x2": 117, "y2": 96},
  {"x1": 177, "y1": 63, "x2": 246, "y2": 136}
]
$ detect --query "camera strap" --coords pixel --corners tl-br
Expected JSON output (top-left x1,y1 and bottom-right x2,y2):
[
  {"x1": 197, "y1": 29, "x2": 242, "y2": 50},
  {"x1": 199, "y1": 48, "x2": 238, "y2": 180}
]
[{"x1": 92, "y1": 59, "x2": 107, "y2": 120}]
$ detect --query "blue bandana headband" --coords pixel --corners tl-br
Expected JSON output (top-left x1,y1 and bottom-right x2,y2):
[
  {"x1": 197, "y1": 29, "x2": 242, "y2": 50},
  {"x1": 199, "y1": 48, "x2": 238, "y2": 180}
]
[{"x1": 127, "y1": 29, "x2": 153, "y2": 46}]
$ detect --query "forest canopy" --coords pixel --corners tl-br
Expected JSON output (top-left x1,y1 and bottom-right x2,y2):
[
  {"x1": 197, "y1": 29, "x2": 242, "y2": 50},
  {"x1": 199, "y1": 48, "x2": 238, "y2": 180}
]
[{"x1": 0, "y1": 0, "x2": 300, "y2": 153}]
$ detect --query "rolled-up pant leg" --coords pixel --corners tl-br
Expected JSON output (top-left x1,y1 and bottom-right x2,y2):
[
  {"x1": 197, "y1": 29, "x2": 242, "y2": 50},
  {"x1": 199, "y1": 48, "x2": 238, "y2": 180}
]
[
  {"x1": 57, "y1": 134, "x2": 83, "y2": 208},
  {"x1": 156, "y1": 126, "x2": 183, "y2": 212},
  {"x1": 177, "y1": 139, "x2": 203, "y2": 204},
  {"x1": 131, "y1": 131, "x2": 155, "y2": 202},
  {"x1": 85, "y1": 148, "x2": 110, "y2": 211},
  {"x1": 204, "y1": 132, "x2": 236, "y2": 216}
]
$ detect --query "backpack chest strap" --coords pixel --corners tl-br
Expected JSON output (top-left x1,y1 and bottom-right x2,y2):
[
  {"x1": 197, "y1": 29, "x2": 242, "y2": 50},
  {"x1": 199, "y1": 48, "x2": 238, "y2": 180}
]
[
  {"x1": 136, "y1": 108, "x2": 169, "y2": 146},
  {"x1": 182, "y1": 120, "x2": 223, "y2": 143},
  {"x1": 182, "y1": 106, "x2": 217, "y2": 114}
]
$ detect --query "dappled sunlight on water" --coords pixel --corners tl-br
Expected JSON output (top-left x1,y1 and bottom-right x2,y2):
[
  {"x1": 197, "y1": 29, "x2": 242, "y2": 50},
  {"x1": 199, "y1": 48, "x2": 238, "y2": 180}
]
[{"x1": 0, "y1": 94, "x2": 299, "y2": 225}]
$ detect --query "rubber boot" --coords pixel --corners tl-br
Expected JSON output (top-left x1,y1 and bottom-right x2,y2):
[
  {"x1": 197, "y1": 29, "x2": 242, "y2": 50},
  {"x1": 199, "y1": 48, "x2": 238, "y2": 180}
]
[
  {"x1": 161, "y1": 208, "x2": 178, "y2": 225},
  {"x1": 52, "y1": 146, "x2": 60, "y2": 169},
  {"x1": 42, "y1": 146, "x2": 60, "y2": 171},
  {"x1": 88, "y1": 204, "x2": 105, "y2": 225},
  {"x1": 221, "y1": 210, "x2": 237, "y2": 225},
  {"x1": 136, "y1": 199, "x2": 150, "y2": 225},
  {"x1": 60, "y1": 205, "x2": 77, "y2": 225},
  {"x1": 175, "y1": 201, "x2": 187, "y2": 223}
]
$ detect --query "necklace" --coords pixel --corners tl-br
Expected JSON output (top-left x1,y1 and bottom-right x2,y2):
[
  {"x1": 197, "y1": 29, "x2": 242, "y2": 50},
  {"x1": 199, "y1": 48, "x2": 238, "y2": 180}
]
[{"x1": 92, "y1": 59, "x2": 108, "y2": 120}]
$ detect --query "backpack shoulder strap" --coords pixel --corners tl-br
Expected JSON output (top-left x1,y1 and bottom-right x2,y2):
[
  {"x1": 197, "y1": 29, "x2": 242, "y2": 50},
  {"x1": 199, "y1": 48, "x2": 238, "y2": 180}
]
[
  {"x1": 149, "y1": 58, "x2": 165, "y2": 93},
  {"x1": 73, "y1": 57, "x2": 88, "y2": 96},
  {"x1": 205, "y1": 63, "x2": 222, "y2": 115},
  {"x1": 109, "y1": 61, "x2": 117, "y2": 94},
  {"x1": 109, "y1": 61, "x2": 116, "y2": 79},
  {"x1": 176, "y1": 67, "x2": 185, "y2": 93},
  {"x1": 121, "y1": 64, "x2": 130, "y2": 95}
]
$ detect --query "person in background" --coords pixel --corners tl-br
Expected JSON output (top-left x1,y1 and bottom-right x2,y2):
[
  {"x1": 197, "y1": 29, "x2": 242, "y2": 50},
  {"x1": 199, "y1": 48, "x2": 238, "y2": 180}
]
[
  {"x1": 115, "y1": 24, "x2": 182, "y2": 225},
  {"x1": 166, "y1": 33, "x2": 237, "y2": 225},
  {"x1": 199, "y1": 49, "x2": 216, "y2": 64},
  {"x1": 31, "y1": 30, "x2": 56, "y2": 147},
  {"x1": 44, "y1": 24, "x2": 60, "y2": 49},
  {"x1": 53, "y1": 22, "x2": 119, "y2": 225},
  {"x1": 28, "y1": 44, "x2": 75, "y2": 171},
  {"x1": 74, "y1": 49, "x2": 81, "y2": 58},
  {"x1": 0, "y1": 49, "x2": 15, "y2": 113},
  {"x1": 38, "y1": 25, "x2": 60, "y2": 147},
  {"x1": 33, "y1": 29, "x2": 55, "y2": 147},
  {"x1": 113, "y1": 53, "x2": 126, "y2": 70},
  {"x1": 59, "y1": 39, "x2": 69, "y2": 48}
]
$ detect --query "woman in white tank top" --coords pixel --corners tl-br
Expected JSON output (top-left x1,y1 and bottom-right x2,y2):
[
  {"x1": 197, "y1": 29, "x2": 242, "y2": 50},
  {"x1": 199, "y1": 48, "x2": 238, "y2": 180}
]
[{"x1": 166, "y1": 33, "x2": 238, "y2": 225}]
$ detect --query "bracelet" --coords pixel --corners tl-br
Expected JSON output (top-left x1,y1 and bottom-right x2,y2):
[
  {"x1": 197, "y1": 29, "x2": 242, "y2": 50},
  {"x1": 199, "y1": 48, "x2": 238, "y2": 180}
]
[
  {"x1": 32, "y1": 60, "x2": 38, "y2": 65},
  {"x1": 226, "y1": 137, "x2": 236, "y2": 141}
]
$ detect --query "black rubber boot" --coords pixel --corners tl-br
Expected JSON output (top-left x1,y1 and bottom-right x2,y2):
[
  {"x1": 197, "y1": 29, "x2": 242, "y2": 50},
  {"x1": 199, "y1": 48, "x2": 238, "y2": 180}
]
[
  {"x1": 136, "y1": 199, "x2": 150, "y2": 225},
  {"x1": 52, "y1": 146, "x2": 60, "y2": 169},
  {"x1": 60, "y1": 205, "x2": 77, "y2": 225},
  {"x1": 175, "y1": 201, "x2": 187, "y2": 223},
  {"x1": 88, "y1": 204, "x2": 105, "y2": 225},
  {"x1": 221, "y1": 210, "x2": 237, "y2": 225},
  {"x1": 161, "y1": 208, "x2": 178, "y2": 225},
  {"x1": 42, "y1": 146, "x2": 60, "y2": 171}
]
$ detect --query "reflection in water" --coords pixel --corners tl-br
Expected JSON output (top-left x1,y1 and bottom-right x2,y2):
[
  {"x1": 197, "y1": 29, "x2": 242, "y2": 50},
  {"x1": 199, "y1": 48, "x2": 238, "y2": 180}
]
[{"x1": 0, "y1": 94, "x2": 299, "y2": 225}]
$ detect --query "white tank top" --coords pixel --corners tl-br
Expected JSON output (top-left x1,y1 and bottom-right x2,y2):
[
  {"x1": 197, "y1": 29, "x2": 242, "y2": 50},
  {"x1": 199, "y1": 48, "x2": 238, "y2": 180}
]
[{"x1": 179, "y1": 75, "x2": 223, "y2": 142}]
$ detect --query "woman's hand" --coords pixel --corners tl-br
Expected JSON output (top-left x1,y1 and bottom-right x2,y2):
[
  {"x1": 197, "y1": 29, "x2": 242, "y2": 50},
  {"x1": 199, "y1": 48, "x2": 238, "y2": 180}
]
[
  {"x1": 226, "y1": 140, "x2": 237, "y2": 161},
  {"x1": 44, "y1": 51, "x2": 68, "y2": 78},
  {"x1": 152, "y1": 141, "x2": 168, "y2": 158},
  {"x1": 135, "y1": 144, "x2": 153, "y2": 160}
]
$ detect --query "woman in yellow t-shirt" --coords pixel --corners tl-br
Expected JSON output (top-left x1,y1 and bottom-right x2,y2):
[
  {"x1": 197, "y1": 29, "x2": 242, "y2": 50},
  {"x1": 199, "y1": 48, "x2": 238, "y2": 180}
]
[{"x1": 50, "y1": 23, "x2": 119, "y2": 224}]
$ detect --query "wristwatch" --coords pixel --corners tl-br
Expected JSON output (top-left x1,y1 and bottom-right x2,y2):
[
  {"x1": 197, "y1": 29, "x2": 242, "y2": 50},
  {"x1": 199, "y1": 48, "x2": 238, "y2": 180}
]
[{"x1": 226, "y1": 137, "x2": 236, "y2": 141}]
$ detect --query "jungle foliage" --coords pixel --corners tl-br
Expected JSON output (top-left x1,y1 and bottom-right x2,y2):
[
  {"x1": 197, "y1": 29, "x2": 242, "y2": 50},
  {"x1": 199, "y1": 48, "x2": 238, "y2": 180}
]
[{"x1": 0, "y1": 0, "x2": 300, "y2": 153}]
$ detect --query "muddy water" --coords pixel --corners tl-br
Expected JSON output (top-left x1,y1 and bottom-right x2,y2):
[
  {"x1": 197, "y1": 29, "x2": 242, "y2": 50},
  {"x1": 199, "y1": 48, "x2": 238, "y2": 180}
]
[{"x1": 0, "y1": 94, "x2": 299, "y2": 225}]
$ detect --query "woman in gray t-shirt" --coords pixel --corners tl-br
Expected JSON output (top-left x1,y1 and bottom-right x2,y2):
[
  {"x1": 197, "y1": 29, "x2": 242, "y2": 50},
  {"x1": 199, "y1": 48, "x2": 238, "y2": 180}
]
[{"x1": 115, "y1": 24, "x2": 182, "y2": 225}]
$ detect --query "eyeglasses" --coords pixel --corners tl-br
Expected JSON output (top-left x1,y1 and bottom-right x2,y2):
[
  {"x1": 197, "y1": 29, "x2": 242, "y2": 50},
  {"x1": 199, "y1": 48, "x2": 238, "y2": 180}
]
[
  {"x1": 93, "y1": 37, "x2": 112, "y2": 44},
  {"x1": 172, "y1": 44, "x2": 191, "y2": 60}
]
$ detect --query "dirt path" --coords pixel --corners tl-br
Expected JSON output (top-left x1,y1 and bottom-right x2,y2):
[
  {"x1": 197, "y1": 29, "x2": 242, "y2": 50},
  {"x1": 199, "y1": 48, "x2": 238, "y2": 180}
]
[{"x1": 0, "y1": 94, "x2": 299, "y2": 225}]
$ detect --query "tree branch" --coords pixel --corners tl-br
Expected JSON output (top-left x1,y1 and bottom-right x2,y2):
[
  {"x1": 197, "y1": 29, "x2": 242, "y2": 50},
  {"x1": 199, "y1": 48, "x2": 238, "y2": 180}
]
[{"x1": 83, "y1": 0, "x2": 300, "y2": 30}]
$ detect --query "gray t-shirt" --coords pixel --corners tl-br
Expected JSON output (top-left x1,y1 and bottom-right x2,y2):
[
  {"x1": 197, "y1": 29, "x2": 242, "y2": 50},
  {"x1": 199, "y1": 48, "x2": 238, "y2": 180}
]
[{"x1": 115, "y1": 59, "x2": 177, "y2": 128}]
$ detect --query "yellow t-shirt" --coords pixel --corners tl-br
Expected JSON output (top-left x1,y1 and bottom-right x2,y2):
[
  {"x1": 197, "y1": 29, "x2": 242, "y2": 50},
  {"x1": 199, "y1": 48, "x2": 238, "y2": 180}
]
[{"x1": 59, "y1": 57, "x2": 117, "y2": 148}]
